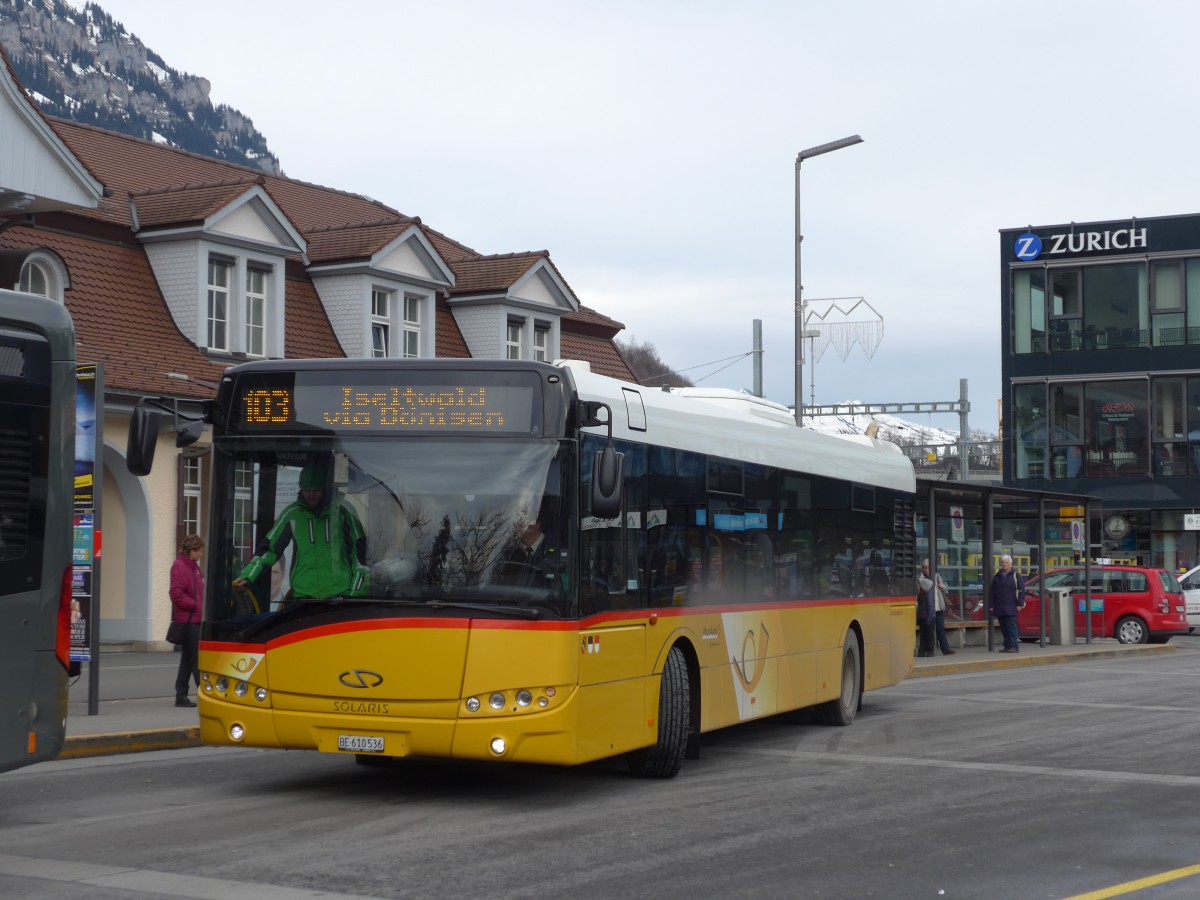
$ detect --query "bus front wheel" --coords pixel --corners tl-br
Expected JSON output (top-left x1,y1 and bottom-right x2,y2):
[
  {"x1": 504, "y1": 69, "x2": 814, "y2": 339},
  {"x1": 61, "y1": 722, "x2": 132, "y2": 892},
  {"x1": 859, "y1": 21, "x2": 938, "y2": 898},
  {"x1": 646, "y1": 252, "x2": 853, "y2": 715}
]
[
  {"x1": 628, "y1": 645, "x2": 690, "y2": 778},
  {"x1": 816, "y1": 633, "x2": 862, "y2": 726}
]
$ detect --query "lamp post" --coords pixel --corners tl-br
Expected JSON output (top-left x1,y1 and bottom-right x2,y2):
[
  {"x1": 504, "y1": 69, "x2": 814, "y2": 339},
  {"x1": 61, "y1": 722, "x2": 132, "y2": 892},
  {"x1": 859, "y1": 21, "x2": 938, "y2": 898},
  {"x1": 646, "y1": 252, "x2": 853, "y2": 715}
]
[{"x1": 795, "y1": 135, "x2": 863, "y2": 425}]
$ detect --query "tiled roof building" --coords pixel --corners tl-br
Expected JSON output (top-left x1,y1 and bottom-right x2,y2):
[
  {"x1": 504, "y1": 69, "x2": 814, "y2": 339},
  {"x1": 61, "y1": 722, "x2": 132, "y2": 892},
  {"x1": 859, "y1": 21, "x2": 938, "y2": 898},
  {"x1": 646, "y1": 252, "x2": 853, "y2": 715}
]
[{"x1": 0, "y1": 50, "x2": 635, "y2": 645}]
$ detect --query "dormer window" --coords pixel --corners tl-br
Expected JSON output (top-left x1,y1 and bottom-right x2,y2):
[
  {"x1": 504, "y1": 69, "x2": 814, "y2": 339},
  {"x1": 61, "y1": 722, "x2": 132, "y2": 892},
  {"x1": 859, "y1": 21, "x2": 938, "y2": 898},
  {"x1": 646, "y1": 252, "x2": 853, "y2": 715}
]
[
  {"x1": 364, "y1": 287, "x2": 428, "y2": 359},
  {"x1": 402, "y1": 294, "x2": 421, "y2": 358},
  {"x1": 507, "y1": 319, "x2": 523, "y2": 359},
  {"x1": 14, "y1": 250, "x2": 69, "y2": 303},
  {"x1": 371, "y1": 288, "x2": 391, "y2": 357},
  {"x1": 246, "y1": 267, "x2": 268, "y2": 356},
  {"x1": 203, "y1": 254, "x2": 275, "y2": 357},
  {"x1": 136, "y1": 185, "x2": 298, "y2": 361},
  {"x1": 533, "y1": 323, "x2": 549, "y2": 362},
  {"x1": 207, "y1": 258, "x2": 231, "y2": 349}
]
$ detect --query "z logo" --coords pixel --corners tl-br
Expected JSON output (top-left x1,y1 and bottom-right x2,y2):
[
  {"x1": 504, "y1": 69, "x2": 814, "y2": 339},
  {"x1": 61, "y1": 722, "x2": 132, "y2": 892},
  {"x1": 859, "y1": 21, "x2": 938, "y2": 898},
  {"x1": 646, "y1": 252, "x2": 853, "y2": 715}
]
[{"x1": 338, "y1": 669, "x2": 384, "y2": 689}]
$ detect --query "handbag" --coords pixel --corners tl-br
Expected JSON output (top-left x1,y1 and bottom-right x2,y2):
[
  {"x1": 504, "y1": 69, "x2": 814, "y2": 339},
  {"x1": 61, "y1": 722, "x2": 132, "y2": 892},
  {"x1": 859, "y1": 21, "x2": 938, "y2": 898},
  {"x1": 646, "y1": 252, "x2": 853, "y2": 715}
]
[{"x1": 166, "y1": 621, "x2": 185, "y2": 644}]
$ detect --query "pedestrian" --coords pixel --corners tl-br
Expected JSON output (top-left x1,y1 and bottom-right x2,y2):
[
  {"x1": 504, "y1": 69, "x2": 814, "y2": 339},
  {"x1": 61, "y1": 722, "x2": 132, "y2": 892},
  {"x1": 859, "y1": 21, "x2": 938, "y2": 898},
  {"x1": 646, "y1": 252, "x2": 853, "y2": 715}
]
[
  {"x1": 234, "y1": 459, "x2": 368, "y2": 602},
  {"x1": 990, "y1": 553, "x2": 1026, "y2": 653},
  {"x1": 919, "y1": 559, "x2": 956, "y2": 656},
  {"x1": 915, "y1": 571, "x2": 936, "y2": 657},
  {"x1": 170, "y1": 534, "x2": 204, "y2": 707}
]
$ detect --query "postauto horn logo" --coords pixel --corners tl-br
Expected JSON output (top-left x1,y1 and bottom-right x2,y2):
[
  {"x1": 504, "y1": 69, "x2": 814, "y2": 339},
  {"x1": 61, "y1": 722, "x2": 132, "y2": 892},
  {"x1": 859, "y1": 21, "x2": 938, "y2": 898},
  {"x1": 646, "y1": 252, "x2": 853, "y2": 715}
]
[{"x1": 1014, "y1": 232, "x2": 1042, "y2": 261}]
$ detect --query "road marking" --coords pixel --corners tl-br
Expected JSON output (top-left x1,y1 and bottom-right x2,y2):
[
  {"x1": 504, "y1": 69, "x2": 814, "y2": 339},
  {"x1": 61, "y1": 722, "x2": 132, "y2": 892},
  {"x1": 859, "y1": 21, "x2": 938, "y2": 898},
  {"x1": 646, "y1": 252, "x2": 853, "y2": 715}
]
[
  {"x1": 0, "y1": 853, "x2": 385, "y2": 900},
  {"x1": 738, "y1": 747, "x2": 1200, "y2": 787},
  {"x1": 900, "y1": 691, "x2": 1193, "y2": 713},
  {"x1": 1060, "y1": 863, "x2": 1200, "y2": 899}
]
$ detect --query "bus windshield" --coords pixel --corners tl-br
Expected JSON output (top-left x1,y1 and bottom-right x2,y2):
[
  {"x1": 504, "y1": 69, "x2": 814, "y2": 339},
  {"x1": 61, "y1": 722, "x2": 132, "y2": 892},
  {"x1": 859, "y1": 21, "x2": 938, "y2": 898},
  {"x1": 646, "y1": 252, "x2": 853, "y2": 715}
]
[{"x1": 207, "y1": 437, "x2": 574, "y2": 639}]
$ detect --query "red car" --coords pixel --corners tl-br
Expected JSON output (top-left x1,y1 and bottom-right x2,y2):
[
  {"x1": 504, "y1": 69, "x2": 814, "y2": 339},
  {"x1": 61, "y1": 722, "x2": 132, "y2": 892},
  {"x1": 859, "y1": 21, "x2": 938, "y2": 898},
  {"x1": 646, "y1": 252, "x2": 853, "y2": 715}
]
[{"x1": 1018, "y1": 565, "x2": 1188, "y2": 645}]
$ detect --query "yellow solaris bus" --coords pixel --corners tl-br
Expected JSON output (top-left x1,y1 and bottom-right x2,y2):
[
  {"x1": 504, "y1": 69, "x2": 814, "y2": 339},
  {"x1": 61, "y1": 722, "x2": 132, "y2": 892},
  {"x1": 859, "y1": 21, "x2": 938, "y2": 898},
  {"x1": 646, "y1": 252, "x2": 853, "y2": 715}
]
[{"x1": 131, "y1": 358, "x2": 918, "y2": 777}]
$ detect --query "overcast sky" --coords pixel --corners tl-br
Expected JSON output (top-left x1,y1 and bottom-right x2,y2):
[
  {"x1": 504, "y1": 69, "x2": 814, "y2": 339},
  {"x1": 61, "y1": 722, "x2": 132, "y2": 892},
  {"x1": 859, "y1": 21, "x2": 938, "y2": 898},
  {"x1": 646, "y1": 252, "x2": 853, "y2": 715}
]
[{"x1": 86, "y1": 0, "x2": 1196, "y2": 433}]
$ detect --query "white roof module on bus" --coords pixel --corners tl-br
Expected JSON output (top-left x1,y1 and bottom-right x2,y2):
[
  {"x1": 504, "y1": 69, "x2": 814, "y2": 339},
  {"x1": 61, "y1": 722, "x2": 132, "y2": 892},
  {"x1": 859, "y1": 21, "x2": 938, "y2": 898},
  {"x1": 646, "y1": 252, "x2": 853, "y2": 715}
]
[{"x1": 563, "y1": 362, "x2": 916, "y2": 493}]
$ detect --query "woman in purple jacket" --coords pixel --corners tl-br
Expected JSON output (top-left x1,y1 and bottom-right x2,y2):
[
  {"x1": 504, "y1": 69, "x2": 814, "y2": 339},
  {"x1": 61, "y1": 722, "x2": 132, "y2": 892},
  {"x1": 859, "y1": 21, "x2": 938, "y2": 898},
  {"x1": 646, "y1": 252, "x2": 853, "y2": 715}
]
[{"x1": 170, "y1": 535, "x2": 205, "y2": 707}]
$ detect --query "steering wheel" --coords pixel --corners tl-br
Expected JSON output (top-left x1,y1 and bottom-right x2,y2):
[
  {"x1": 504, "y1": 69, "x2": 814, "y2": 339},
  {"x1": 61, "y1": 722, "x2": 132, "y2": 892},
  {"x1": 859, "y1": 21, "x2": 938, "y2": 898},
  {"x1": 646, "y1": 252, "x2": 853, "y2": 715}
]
[{"x1": 230, "y1": 582, "x2": 261, "y2": 615}]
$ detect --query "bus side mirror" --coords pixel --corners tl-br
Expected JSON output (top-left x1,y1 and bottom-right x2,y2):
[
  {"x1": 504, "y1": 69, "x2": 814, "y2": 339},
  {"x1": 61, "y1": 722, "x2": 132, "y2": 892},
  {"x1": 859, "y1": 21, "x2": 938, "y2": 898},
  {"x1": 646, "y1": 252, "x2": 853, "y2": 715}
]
[
  {"x1": 176, "y1": 419, "x2": 204, "y2": 448},
  {"x1": 590, "y1": 443, "x2": 624, "y2": 520},
  {"x1": 127, "y1": 406, "x2": 161, "y2": 476}
]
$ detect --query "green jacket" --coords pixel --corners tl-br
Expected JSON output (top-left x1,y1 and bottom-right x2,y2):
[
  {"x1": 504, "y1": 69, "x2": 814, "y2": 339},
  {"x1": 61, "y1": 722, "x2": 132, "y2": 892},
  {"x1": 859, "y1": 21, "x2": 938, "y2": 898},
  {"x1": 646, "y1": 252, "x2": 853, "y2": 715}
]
[{"x1": 240, "y1": 496, "x2": 368, "y2": 599}]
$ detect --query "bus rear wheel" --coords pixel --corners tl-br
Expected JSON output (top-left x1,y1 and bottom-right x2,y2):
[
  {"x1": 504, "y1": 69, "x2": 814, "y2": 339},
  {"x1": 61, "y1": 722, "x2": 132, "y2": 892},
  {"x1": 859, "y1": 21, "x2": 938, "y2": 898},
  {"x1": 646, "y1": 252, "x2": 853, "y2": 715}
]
[
  {"x1": 628, "y1": 645, "x2": 690, "y2": 778},
  {"x1": 816, "y1": 633, "x2": 861, "y2": 726}
]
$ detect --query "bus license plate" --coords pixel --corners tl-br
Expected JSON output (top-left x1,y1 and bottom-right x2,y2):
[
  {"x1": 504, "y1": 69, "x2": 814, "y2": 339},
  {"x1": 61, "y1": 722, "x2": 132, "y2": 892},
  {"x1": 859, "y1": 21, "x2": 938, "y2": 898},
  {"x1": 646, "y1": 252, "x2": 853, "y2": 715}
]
[{"x1": 338, "y1": 735, "x2": 385, "y2": 753}]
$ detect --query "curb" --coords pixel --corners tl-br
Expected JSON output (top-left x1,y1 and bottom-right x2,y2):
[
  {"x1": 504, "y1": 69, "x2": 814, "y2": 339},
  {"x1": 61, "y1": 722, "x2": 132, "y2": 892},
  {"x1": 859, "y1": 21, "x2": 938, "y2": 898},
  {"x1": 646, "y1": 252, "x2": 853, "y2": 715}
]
[
  {"x1": 59, "y1": 726, "x2": 201, "y2": 760},
  {"x1": 909, "y1": 642, "x2": 1175, "y2": 678}
]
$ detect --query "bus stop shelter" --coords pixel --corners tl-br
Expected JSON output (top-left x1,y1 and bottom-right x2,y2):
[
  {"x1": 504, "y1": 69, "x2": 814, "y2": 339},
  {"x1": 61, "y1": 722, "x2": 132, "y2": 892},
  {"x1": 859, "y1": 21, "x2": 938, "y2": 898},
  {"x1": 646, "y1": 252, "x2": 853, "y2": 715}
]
[{"x1": 917, "y1": 478, "x2": 1100, "y2": 650}]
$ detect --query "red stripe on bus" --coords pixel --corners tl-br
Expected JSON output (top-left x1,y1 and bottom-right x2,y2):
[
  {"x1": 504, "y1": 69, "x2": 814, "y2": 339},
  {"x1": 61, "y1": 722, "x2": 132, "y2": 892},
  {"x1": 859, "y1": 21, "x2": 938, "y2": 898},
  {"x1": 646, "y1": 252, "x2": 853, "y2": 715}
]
[{"x1": 199, "y1": 592, "x2": 908, "y2": 653}]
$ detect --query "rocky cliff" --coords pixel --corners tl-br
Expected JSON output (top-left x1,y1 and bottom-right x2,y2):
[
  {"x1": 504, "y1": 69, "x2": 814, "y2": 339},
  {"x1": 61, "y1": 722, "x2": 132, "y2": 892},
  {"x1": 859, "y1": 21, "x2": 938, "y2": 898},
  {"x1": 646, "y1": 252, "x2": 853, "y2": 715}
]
[{"x1": 0, "y1": 0, "x2": 282, "y2": 174}]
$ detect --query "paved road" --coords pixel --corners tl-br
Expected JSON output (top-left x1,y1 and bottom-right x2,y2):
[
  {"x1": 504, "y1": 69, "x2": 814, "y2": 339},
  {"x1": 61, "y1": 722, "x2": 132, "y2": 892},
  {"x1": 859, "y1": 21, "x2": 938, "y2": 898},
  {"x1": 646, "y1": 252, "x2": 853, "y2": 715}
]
[{"x1": 4, "y1": 637, "x2": 1199, "y2": 899}]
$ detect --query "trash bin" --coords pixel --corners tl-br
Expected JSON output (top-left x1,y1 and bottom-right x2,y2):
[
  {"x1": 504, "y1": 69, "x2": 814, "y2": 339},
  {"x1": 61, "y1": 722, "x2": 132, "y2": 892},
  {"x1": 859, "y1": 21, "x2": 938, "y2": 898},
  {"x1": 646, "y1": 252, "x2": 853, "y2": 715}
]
[{"x1": 1047, "y1": 586, "x2": 1076, "y2": 645}]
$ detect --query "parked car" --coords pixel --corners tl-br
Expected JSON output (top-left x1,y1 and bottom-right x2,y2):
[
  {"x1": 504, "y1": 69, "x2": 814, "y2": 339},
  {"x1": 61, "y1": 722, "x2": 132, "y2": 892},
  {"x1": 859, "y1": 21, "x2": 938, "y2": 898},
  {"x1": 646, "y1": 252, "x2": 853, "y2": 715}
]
[
  {"x1": 1178, "y1": 564, "x2": 1200, "y2": 633},
  {"x1": 1018, "y1": 564, "x2": 1188, "y2": 645}
]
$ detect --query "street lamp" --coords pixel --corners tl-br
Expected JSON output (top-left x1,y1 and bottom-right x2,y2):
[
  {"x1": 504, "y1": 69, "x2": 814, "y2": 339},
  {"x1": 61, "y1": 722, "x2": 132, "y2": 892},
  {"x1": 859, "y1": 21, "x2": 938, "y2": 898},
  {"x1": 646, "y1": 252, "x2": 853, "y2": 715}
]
[{"x1": 795, "y1": 134, "x2": 863, "y2": 425}]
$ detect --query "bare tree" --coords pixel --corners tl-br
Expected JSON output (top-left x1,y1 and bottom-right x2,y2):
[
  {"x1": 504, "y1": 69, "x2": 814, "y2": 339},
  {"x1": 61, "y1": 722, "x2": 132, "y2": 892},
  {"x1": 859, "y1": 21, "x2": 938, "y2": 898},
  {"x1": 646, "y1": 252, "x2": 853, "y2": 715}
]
[{"x1": 616, "y1": 336, "x2": 694, "y2": 388}]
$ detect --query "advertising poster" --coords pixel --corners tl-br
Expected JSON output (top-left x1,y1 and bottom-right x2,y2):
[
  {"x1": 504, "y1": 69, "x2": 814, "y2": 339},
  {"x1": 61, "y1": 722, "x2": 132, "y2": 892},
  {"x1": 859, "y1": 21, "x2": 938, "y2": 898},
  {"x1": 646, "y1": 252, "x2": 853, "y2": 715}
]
[
  {"x1": 71, "y1": 512, "x2": 93, "y2": 662},
  {"x1": 73, "y1": 364, "x2": 101, "y2": 663},
  {"x1": 75, "y1": 365, "x2": 97, "y2": 510}
]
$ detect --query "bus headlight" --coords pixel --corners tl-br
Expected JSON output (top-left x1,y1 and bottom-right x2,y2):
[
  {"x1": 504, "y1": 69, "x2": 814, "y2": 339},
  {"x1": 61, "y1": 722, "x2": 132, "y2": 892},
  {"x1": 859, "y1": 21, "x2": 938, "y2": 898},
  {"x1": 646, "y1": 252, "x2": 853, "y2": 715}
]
[
  {"x1": 229, "y1": 724, "x2": 245, "y2": 742},
  {"x1": 516, "y1": 690, "x2": 532, "y2": 707},
  {"x1": 490, "y1": 737, "x2": 507, "y2": 755},
  {"x1": 488, "y1": 693, "x2": 505, "y2": 710},
  {"x1": 216, "y1": 676, "x2": 229, "y2": 693},
  {"x1": 234, "y1": 681, "x2": 248, "y2": 697},
  {"x1": 465, "y1": 696, "x2": 480, "y2": 713},
  {"x1": 254, "y1": 687, "x2": 268, "y2": 702}
]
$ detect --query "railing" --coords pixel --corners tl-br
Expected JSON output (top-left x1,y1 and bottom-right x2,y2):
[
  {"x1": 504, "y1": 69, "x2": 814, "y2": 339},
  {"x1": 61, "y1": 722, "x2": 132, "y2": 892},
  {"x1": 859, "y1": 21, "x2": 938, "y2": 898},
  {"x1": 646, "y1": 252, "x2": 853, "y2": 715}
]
[
  {"x1": 898, "y1": 441, "x2": 1002, "y2": 479},
  {"x1": 1019, "y1": 326, "x2": 1200, "y2": 353}
]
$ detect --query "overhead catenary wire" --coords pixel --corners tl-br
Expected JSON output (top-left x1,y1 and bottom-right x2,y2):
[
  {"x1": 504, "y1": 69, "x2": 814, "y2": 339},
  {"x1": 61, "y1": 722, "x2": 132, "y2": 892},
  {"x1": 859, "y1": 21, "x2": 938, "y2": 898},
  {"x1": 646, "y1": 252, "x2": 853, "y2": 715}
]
[{"x1": 636, "y1": 351, "x2": 754, "y2": 386}]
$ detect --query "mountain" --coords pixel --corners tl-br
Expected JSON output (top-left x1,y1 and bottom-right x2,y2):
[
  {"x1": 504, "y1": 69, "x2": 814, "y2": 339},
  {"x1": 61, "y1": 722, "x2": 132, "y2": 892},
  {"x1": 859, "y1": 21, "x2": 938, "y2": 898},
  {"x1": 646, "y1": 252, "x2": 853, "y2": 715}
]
[
  {"x1": 0, "y1": 0, "x2": 281, "y2": 174},
  {"x1": 806, "y1": 407, "x2": 961, "y2": 446}
]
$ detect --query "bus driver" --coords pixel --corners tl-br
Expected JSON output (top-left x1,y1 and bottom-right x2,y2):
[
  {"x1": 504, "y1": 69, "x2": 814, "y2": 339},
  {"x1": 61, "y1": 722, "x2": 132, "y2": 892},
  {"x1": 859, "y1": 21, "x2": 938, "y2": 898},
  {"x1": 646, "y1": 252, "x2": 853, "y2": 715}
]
[{"x1": 234, "y1": 461, "x2": 369, "y2": 601}]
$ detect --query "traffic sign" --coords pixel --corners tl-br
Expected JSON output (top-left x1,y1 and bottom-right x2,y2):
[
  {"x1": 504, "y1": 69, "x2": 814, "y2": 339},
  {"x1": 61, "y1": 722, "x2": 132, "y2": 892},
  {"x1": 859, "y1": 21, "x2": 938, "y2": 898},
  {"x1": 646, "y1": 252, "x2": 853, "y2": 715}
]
[{"x1": 950, "y1": 506, "x2": 964, "y2": 543}]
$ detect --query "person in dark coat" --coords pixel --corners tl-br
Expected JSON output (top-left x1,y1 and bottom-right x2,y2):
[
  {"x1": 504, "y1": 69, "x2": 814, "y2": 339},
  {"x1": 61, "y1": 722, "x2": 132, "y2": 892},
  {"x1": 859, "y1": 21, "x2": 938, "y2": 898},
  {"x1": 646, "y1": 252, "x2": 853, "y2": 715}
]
[
  {"x1": 169, "y1": 534, "x2": 204, "y2": 707},
  {"x1": 919, "y1": 559, "x2": 956, "y2": 656},
  {"x1": 990, "y1": 554, "x2": 1027, "y2": 653},
  {"x1": 916, "y1": 563, "x2": 937, "y2": 657}
]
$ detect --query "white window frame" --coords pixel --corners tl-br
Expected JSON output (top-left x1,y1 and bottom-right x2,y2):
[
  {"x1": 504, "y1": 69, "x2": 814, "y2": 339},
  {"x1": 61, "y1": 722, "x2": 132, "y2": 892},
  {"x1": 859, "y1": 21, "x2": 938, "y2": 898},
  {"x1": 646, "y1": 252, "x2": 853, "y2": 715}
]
[
  {"x1": 207, "y1": 257, "x2": 232, "y2": 350},
  {"x1": 506, "y1": 318, "x2": 524, "y2": 359},
  {"x1": 371, "y1": 288, "x2": 392, "y2": 358},
  {"x1": 182, "y1": 454, "x2": 203, "y2": 538},
  {"x1": 402, "y1": 293, "x2": 421, "y2": 358},
  {"x1": 245, "y1": 267, "x2": 269, "y2": 358},
  {"x1": 533, "y1": 322, "x2": 550, "y2": 362},
  {"x1": 16, "y1": 251, "x2": 69, "y2": 303},
  {"x1": 232, "y1": 460, "x2": 256, "y2": 572},
  {"x1": 198, "y1": 245, "x2": 283, "y2": 358}
]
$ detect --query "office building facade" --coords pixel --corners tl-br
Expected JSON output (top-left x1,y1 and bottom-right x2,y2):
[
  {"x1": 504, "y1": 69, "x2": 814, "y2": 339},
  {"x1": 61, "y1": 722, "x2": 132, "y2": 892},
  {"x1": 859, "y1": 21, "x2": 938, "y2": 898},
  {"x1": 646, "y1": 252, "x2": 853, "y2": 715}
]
[{"x1": 1000, "y1": 212, "x2": 1200, "y2": 569}]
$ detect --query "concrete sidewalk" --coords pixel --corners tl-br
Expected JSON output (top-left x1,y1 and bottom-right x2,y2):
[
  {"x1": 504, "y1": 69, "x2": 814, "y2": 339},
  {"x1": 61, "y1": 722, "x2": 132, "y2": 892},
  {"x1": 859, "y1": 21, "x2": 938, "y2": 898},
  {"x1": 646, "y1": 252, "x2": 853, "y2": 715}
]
[
  {"x1": 60, "y1": 639, "x2": 1175, "y2": 760},
  {"x1": 62, "y1": 650, "x2": 201, "y2": 759},
  {"x1": 909, "y1": 636, "x2": 1174, "y2": 678}
]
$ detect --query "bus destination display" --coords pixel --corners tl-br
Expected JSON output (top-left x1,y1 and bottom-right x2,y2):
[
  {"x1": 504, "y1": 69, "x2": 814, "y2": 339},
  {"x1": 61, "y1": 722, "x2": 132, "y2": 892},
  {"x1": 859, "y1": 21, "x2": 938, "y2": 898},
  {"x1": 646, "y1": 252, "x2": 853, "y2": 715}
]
[{"x1": 236, "y1": 375, "x2": 537, "y2": 434}]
